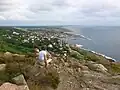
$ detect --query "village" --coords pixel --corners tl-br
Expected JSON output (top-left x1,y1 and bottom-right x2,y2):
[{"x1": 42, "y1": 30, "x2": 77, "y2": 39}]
[{"x1": 0, "y1": 27, "x2": 73, "y2": 54}]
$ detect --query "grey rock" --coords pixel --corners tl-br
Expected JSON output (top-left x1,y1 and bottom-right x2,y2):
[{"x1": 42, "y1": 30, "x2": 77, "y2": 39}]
[
  {"x1": 94, "y1": 64, "x2": 108, "y2": 73},
  {"x1": 88, "y1": 64, "x2": 108, "y2": 73},
  {"x1": 0, "y1": 64, "x2": 6, "y2": 71},
  {"x1": 87, "y1": 61, "x2": 96, "y2": 64},
  {"x1": 81, "y1": 66, "x2": 89, "y2": 70},
  {"x1": 0, "y1": 82, "x2": 19, "y2": 90},
  {"x1": 4, "y1": 52, "x2": 13, "y2": 60},
  {"x1": 18, "y1": 85, "x2": 29, "y2": 90},
  {"x1": 112, "y1": 75, "x2": 120, "y2": 79},
  {"x1": 12, "y1": 74, "x2": 27, "y2": 85},
  {"x1": 0, "y1": 82, "x2": 29, "y2": 90}
]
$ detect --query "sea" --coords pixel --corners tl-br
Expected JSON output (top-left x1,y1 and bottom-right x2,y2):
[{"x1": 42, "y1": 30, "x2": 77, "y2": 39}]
[
  {"x1": 64, "y1": 26, "x2": 120, "y2": 61},
  {"x1": 16, "y1": 25, "x2": 120, "y2": 61}
]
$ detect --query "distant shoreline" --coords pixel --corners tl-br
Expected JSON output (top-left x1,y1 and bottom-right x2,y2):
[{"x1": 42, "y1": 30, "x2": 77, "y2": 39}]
[{"x1": 81, "y1": 48, "x2": 117, "y2": 62}]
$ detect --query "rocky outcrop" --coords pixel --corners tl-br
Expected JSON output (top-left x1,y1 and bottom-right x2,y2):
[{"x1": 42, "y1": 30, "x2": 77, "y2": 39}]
[
  {"x1": 12, "y1": 74, "x2": 27, "y2": 85},
  {"x1": 12, "y1": 75, "x2": 29, "y2": 90},
  {"x1": 0, "y1": 83, "x2": 19, "y2": 90},
  {"x1": 4, "y1": 52, "x2": 13, "y2": 60},
  {"x1": 0, "y1": 82, "x2": 29, "y2": 90},
  {"x1": 4, "y1": 52, "x2": 12, "y2": 56},
  {"x1": 0, "y1": 64, "x2": 6, "y2": 71},
  {"x1": 87, "y1": 63, "x2": 108, "y2": 73},
  {"x1": 0, "y1": 49, "x2": 119, "y2": 90},
  {"x1": 0, "y1": 74, "x2": 29, "y2": 90}
]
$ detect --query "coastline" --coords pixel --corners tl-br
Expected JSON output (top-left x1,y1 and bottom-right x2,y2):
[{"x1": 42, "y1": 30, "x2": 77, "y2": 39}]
[
  {"x1": 63, "y1": 27, "x2": 118, "y2": 62},
  {"x1": 81, "y1": 47, "x2": 117, "y2": 62}
]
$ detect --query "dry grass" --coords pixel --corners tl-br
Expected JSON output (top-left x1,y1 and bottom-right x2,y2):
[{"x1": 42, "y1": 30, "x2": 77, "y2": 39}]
[{"x1": 0, "y1": 53, "x2": 60, "y2": 90}]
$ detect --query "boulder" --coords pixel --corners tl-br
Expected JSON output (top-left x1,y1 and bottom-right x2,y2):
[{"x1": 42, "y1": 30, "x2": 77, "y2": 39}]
[
  {"x1": 94, "y1": 64, "x2": 108, "y2": 73},
  {"x1": 13, "y1": 55, "x2": 25, "y2": 61},
  {"x1": 0, "y1": 82, "x2": 19, "y2": 90},
  {"x1": 4, "y1": 52, "x2": 12, "y2": 56},
  {"x1": 4, "y1": 52, "x2": 13, "y2": 60},
  {"x1": 111, "y1": 75, "x2": 120, "y2": 79},
  {"x1": 12, "y1": 54, "x2": 19, "y2": 57},
  {"x1": 81, "y1": 66, "x2": 89, "y2": 70},
  {"x1": 0, "y1": 64, "x2": 6, "y2": 71},
  {"x1": 18, "y1": 85, "x2": 29, "y2": 90},
  {"x1": 87, "y1": 61, "x2": 96, "y2": 64},
  {"x1": 18, "y1": 55, "x2": 25, "y2": 59},
  {"x1": 0, "y1": 82, "x2": 29, "y2": 90},
  {"x1": 12, "y1": 74, "x2": 27, "y2": 85},
  {"x1": 88, "y1": 64, "x2": 108, "y2": 73}
]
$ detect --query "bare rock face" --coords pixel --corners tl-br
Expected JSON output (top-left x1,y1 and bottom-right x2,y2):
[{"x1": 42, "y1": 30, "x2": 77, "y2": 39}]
[
  {"x1": 0, "y1": 64, "x2": 6, "y2": 71},
  {"x1": 87, "y1": 63, "x2": 108, "y2": 73},
  {"x1": 18, "y1": 85, "x2": 29, "y2": 90},
  {"x1": 0, "y1": 82, "x2": 29, "y2": 90},
  {"x1": 12, "y1": 74, "x2": 27, "y2": 85},
  {"x1": 0, "y1": 82, "x2": 19, "y2": 90},
  {"x1": 81, "y1": 66, "x2": 89, "y2": 71},
  {"x1": 95, "y1": 64, "x2": 108, "y2": 72},
  {"x1": 4, "y1": 52, "x2": 12, "y2": 56},
  {"x1": 4, "y1": 52, "x2": 13, "y2": 60},
  {"x1": 12, "y1": 75, "x2": 29, "y2": 90},
  {"x1": 12, "y1": 54, "x2": 19, "y2": 57}
]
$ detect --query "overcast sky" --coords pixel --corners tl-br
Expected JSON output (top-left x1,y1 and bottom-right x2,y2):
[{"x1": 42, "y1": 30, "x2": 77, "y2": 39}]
[{"x1": 0, "y1": 0, "x2": 120, "y2": 26}]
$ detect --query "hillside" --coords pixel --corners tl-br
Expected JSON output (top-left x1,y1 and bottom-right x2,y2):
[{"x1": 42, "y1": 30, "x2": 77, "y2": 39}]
[
  {"x1": 0, "y1": 27, "x2": 71, "y2": 54},
  {"x1": 0, "y1": 47, "x2": 120, "y2": 90},
  {"x1": 0, "y1": 27, "x2": 120, "y2": 90}
]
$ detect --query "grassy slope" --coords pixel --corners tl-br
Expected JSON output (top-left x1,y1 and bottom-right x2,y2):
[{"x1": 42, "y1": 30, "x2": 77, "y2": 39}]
[
  {"x1": 0, "y1": 28, "x2": 120, "y2": 89},
  {"x1": 70, "y1": 46, "x2": 120, "y2": 75}
]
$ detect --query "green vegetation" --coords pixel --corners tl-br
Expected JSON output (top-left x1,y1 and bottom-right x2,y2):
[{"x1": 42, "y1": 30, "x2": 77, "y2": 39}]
[
  {"x1": 0, "y1": 27, "x2": 120, "y2": 90},
  {"x1": 110, "y1": 64, "x2": 120, "y2": 75},
  {"x1": 70, "y1": 46, "x2": 101, "y2": 62},
  {"x1": 0, "y1": 28, "x2": 33, "y2": 54},
  {"x1": 70, "y1": 50, "x2": 84, "y2": 60},
  {"x1": 0, "y1": 28, "x2": 70, "y2": 56}
]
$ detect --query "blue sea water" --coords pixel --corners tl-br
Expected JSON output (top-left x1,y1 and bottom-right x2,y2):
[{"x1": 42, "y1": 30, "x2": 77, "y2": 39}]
[{"x1": 64, "y1": 26, "x2": 120, "y2": 61}]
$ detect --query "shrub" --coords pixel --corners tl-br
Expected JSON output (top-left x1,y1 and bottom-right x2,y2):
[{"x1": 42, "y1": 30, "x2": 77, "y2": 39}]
[
  {"x1": 110, "y1": 63, "x2": 120, "y2": 75},
  {"x1": 5, "y1": 62, "x2": 21, "y2": 78},
  {"x1": 86, "y1": 55, "x2": 100, "y2": 62},
  {"x1": 0, "y1": 71, "x2": 10, "y2": 83},
  {"x1": 70, "y1": 50, "x2": 84, "y2": 60}
]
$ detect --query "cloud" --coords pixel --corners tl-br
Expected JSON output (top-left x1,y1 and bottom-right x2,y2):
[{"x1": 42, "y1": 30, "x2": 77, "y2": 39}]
[
  {"x1": 1, "y1": 0, "x2": 120, "y2": 25},
  {"x1": 0, "y1": 0, "x2": 22, "y2": 12},
  {"x1": 0, "y1": 16, "x2": 6, "y2": 20}
]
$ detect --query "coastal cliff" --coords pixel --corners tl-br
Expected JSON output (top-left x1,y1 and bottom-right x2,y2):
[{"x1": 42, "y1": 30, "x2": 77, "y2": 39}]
[
  {"x1": 0, "y1": 27, "x2": 120, "y2": 90},
  {"x1": 0, "y1": 46, "x2": 120, "y2": 90}
]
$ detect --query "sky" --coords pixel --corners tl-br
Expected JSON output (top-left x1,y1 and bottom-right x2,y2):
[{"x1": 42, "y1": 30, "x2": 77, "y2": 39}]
[{"x1": 0, "y1": 0, "x2": 120, "y2": 26}]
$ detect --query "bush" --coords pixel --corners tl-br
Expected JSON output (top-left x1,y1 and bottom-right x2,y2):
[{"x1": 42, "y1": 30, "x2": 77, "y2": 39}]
[
  {"x1": 86, "y1": 55, "x2": 100, "y2": 62},
  {"x1": 110, "y1": 63, "x2": 120, "y2": 75},
  {"x1": 0, "y1": 71, "x2": 10, "y2": 83},
  {"x1": 70, "y1": 50, "x2": 84, "y2": 60},
  {"x1": 40, "y1": 72, "x2": 60, "y2": 89},
  {"x1": 5, "y1": 63, "x2": 21, "y2": 78},
  {"x1": 28, "y1": 68, "x2": 60, "y2": 89}
]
